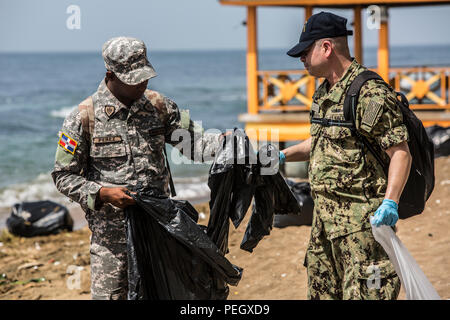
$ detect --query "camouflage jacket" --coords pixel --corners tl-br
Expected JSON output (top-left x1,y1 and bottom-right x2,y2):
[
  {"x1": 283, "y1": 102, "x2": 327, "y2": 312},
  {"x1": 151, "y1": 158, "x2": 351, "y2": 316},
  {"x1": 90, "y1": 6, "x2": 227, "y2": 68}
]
[
  {"x1": 309, "y1": 59, "x2": 409, "y2": 239},
  {"x1": 51, "y1": 79, "x2": 221, "y2": 214}
]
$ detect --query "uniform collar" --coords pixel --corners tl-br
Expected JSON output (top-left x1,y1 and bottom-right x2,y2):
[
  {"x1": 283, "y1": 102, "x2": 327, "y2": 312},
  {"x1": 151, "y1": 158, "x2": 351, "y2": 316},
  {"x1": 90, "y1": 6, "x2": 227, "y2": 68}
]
[
  {"x1": 96, "y1": 79, "x2": 148, "y2": 118},
  {"x1": 319, "y1": 58, "x2": 361, "y2": 104}
]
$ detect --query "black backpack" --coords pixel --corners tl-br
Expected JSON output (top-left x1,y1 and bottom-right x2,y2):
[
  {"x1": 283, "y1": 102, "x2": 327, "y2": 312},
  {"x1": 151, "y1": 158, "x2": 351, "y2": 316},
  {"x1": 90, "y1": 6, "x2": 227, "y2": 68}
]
[{"x1": 312, "y1": 70, "x2": 435, "y2": 219}]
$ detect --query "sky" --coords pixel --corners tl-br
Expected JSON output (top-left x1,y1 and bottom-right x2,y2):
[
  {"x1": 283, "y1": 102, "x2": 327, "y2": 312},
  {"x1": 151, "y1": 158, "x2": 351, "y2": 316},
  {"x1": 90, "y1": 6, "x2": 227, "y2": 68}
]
[{"x1": 1, "y1": 0, "x2": 450, "y2": 52}]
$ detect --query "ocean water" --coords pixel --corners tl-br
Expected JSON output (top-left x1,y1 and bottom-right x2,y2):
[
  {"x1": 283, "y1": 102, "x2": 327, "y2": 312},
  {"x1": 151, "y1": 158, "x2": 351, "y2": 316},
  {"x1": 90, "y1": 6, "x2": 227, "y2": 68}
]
[{"x1": 0, "y1": 45, "x2": 449, "y2": 226}]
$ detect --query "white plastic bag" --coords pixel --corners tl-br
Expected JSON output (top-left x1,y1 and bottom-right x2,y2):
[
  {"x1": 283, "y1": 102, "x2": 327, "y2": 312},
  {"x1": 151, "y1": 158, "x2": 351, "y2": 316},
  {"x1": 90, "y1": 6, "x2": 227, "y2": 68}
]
[{"x1": 370, "y1": 217, "x2": 441, "y2": 300}]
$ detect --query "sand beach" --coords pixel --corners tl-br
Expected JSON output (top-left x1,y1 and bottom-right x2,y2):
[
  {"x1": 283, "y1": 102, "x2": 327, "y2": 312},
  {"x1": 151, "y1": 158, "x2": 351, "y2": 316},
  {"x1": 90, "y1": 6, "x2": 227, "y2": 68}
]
[{"x1": 0, "y1": 156, "x2": 449, "y2": 300}]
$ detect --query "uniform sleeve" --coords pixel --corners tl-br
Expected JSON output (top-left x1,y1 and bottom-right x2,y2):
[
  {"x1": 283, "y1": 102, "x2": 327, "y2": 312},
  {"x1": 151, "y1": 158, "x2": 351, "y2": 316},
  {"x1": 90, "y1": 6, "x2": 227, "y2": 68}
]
[
  {"x1": 355, "y1": 79, "x2": 409, "y2": 150},
  {"x1": 163, "y1": 97, "x2": 221, "y2": 162},
  {"x1": 51, "y1": 108, "x2": 102, "y2": 212}
]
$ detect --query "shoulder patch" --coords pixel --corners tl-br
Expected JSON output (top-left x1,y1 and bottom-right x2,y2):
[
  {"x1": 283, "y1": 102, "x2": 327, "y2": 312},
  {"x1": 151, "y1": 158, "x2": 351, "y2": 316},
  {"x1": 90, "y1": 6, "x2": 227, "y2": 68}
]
[
  {"x1": 362, "y1": 100, "x2": 383, "y2": 129},
  {"x1": 58, "y1": 132, "x2": 78, "y2": 154}
]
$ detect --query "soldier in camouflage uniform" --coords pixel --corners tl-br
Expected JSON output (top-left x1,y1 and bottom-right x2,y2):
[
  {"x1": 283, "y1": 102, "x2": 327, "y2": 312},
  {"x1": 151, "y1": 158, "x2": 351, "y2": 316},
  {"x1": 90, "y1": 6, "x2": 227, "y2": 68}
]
[
  {"x1": 281, "y1": 12, "x2": 412, "y2": 299},
  {"x1": 51, "y1": 37, "x2": 222, "y2": 300}
]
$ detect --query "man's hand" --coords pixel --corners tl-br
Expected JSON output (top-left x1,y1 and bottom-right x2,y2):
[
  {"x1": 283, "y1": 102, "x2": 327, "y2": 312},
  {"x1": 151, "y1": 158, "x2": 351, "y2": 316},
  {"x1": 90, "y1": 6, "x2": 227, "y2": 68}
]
[
  {"x1": 219, "y1": 131, "x2": 233, "y2": 141},
  {"x1": 98, "y1": 187, "x2": 136, "y2": 209},
  {"x1": 279, "y1": 150, "x2": 286, "y2": 165},
  {"x1": 281, "y1": 137, "x2": 312, "y2": 163},
  {"x1": 371, "y1": 199, "x2": 399, "y2": 227}
]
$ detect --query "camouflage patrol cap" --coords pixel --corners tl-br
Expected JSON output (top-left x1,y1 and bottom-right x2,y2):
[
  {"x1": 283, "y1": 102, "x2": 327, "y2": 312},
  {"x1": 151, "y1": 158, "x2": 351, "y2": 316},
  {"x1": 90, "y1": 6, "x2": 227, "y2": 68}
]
[{"x1": 102, "y1": 37, "x2": 157, "y2": 85}]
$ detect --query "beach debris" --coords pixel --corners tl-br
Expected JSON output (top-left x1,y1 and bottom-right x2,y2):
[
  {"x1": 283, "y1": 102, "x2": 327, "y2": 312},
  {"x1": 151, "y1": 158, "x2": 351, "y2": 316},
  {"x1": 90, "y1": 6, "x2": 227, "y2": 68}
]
[
  {"x1": 440, "y1": 180, "x2": 450, "y2": 186},
  {"x1": 436, "y1": 199, "x2": 441, "y2": 204},
  {"x1": 54, "y1": 261, "x2": 61, "y2": 266},
  {"x1": 281, "y1": 273, "x2": 287, "y2": 278},
  {"x1": 198, "y1": 212, "x2": 206, "y2": 220},
  {"x1": 0, "y1": 274, "x2": 7, "y2": 286},
  {"x1": 0, "y1": 242, "x2": 3, "y2": 247},
  {"x1": 17, "y1": 261, "x2": 43, "y2": 271},
  {"x1": 11, "y1": 277, "x2": 46, "y2": 286},
  {"x1": 34, "y1": 242, "x2": 41, "y2": 251},
  {"x1": 6, "y1": 201, "x2": 73, "y2": 237}
]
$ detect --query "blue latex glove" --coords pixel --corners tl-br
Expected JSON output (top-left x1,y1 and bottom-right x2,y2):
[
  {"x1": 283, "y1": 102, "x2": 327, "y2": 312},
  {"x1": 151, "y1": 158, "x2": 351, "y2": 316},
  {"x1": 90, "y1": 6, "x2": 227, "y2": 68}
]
[
  {"x1": 371, "y1": 199, "x2": 399, "y2": 227},
  {"x1": 279, "y1": 151, "x2": 286, "y2": 165}
]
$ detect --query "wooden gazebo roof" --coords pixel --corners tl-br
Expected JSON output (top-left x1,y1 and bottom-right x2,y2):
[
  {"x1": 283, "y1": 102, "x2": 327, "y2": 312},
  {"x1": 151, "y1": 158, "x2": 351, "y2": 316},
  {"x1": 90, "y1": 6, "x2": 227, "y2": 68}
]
[{"x1": 220, "y1": 0, "x2": 450, "y2": 7}]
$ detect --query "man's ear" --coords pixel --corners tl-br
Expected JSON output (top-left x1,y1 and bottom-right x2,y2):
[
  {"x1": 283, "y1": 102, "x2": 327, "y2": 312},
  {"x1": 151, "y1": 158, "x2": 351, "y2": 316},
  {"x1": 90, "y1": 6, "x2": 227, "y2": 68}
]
[
  {"x1": 105, "y1": 70, "x2": 115, "y2": 81},
  {"x1": 322, "y1": 40, "x2": 333, "y2": 58}
]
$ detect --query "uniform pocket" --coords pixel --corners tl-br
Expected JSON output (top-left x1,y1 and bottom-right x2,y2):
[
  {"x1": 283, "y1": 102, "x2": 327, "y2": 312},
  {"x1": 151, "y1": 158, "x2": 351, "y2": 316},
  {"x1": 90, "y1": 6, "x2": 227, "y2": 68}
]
[
  {"x1": 89, "y1": 139, "x2": 129, "y2": 184},
  {"x1": 352, "y1": 259, "x2": 400, "y2": 300},
  {"x1": 320, "y1": 126, "x2": 362, "y2": 163},
  {"x1": 139, "y1": 125, "x2": 166, "y2": 154},
  {"x1": 90, "y1": 139, "x2": 127, "y2": 158}
]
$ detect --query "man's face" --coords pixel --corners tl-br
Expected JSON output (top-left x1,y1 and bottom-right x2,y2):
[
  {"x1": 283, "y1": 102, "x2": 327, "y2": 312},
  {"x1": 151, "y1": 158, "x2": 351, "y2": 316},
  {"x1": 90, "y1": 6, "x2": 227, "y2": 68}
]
[
  {"x1": 107, "y1": 72, "x2": 148, "y2": 102},
  {"x1": 116, "y1": 77, "x2": 149, "y2": 101},
  {"x1": 299, "y1": 40, "x2": 329, "y2": 78}
]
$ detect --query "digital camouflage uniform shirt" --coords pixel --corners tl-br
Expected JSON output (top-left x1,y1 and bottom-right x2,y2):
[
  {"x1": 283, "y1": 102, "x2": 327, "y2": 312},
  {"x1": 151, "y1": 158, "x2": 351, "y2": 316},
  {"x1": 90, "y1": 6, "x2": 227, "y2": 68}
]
[
  {"x1": 309, "y1": 59, "x2": 409, "y2": 240},
  {"x1": 53, "y1": 79, "x2": 220, "y2": 214}
]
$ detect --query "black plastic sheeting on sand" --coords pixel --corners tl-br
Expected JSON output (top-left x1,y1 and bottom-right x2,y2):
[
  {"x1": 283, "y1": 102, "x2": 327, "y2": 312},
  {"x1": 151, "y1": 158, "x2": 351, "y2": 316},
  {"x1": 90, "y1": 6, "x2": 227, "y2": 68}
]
[
  {"x1": 6, "y1": 200, "x2": 73, "y2": 237},
  {"x1": 126, "y1": 191, "x2": 242, "y2": 300},
  {"x1": 273, "y1": 180, "x2": 314, "y2": 228},
  {"x1": 426, "y1": 125, "x2": 450, "y2": 158}
]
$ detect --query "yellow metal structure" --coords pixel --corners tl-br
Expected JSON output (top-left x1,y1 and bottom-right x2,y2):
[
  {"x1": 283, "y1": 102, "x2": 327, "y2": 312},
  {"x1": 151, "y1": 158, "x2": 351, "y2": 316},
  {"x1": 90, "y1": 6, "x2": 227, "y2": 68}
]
[{"x1": 220, "y1": 0, "x2": 450, "y2": 142}]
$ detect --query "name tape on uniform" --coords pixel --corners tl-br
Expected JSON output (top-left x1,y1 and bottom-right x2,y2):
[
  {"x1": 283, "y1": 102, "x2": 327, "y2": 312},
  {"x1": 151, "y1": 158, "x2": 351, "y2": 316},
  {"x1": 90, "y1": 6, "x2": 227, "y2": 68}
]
[{"x1": 93, "y1": 136, "x2": 123, "y2": 144}]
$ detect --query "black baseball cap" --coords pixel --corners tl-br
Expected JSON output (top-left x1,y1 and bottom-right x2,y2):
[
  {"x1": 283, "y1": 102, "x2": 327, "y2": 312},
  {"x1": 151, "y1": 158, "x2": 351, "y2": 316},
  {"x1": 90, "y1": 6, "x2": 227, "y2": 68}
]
[{"x1": 287, "y1": 11, "x2": 353, "y2": 58}]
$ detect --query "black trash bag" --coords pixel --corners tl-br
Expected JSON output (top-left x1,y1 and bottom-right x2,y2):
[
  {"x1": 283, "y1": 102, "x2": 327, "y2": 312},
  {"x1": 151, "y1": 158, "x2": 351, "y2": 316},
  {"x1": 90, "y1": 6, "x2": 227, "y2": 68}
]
[
  {"x1": 207, "y1": 128, "x2": 257, "y2": 254},
  {"x1": 273, "y1": 180, "x2": 314, "y2": 228},
  {"x1": 425, "y1": 125, "x2": 450, "y2": 158},
  {"x1": 239, "y1": 144, "x2": 301, "y2": 252},
  {"x1": 207, "y1": 129, "x2": 301, "y2": 254},
  {"x1": 6, "y1": 200, "x2": 73, "y2": 237},
  {"x1": 125, "y1": 190, "x2": 242, "y2": 300}
]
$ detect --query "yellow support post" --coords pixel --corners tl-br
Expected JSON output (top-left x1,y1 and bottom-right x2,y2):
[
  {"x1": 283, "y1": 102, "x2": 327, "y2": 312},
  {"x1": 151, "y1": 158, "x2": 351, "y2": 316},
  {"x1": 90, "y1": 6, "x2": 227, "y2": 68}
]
[
  {"x1": 305, "y1": 6, "x2": 315, "y2": 103},
  {"x1": 247, "y1": 6, "x2": 259, "y2": 114},
  {"x1": 354, "y1": 5, "x2": 363, "y2": 64},
  {"x1": 378, "y1": 6, "x2": 390, "y2": 82}
]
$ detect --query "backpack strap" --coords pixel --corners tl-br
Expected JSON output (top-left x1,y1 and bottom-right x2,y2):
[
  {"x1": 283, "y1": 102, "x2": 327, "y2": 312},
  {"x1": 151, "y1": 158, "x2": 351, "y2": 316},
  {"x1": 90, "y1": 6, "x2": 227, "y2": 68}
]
[
  {"x1": 78, "y1": 97, "x2": 94, "y2": 178},
  {"x1": 343, "y1": 70, "x2": 389, "y2": 176},
  {"x1": 343, "y1": 70, "x2": 383, "y2": 124},
  {"x1": 78, "y1": 96, "x2": 94, "y2": 138},
  {"x1": 144, "y1": 89, "x2": 177, "y2": 197}
]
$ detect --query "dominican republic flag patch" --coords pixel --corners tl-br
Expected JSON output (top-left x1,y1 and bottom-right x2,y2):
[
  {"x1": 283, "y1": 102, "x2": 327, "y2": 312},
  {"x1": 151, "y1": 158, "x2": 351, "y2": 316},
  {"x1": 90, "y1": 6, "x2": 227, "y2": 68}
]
[{"x1": 58, "y1": 132, "x2": 78, "y2": 154}]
